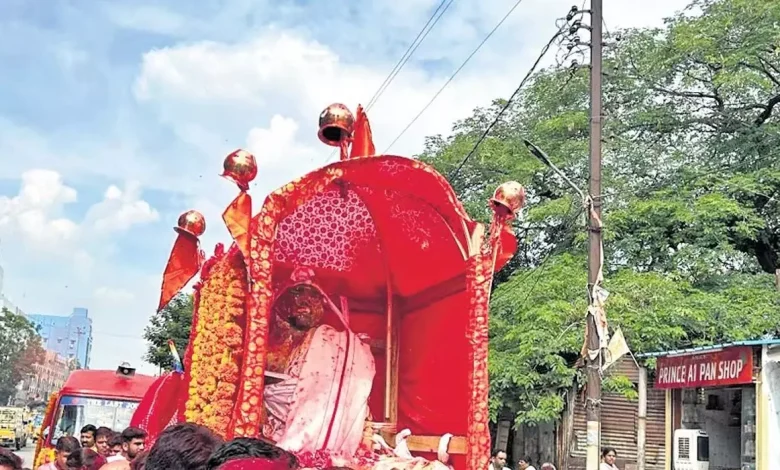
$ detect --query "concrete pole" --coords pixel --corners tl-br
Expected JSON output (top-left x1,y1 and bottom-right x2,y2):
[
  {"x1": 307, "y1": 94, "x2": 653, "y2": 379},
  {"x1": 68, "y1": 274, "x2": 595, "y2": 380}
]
[
  {"x1": 638, "y1": 367, "x2": 648, "y2": 470},
  {"x1": 586, "y1": 1, "x2": 604, "y2": 469}
]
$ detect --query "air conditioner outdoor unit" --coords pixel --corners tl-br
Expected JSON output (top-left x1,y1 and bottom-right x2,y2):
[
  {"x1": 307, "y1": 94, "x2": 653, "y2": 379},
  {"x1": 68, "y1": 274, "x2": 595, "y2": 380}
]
[{"x1": 673, "y1": 429, "x2": 709, "y2": 470}]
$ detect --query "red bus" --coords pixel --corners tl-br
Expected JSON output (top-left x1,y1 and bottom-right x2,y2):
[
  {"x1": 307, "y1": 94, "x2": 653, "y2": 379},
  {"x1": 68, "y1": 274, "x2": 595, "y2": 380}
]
[{"x1": 35, "y1": 367, "x2": 155, "y2": 467}]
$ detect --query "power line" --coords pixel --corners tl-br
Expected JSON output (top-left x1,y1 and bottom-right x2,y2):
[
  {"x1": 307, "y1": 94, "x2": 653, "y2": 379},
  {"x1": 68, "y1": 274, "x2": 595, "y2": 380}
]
[
  {"x1": 383, "y1": 0, "x2": 530, "y2": 154},
  {"x1": 324, "y1": 0, "x2": 456, "y2": 164},
  {"x1": 365, "y1": 0, "x2": 455, "y2": 112},
  {"x1": 448, "y1": 22, "x2": 571, "y2": 180}
]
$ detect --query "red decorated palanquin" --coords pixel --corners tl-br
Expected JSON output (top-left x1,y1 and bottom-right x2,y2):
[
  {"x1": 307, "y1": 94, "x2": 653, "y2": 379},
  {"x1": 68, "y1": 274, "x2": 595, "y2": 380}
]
[{"x1": 131, "y1": 104, "x2": 525, "y2": 470}]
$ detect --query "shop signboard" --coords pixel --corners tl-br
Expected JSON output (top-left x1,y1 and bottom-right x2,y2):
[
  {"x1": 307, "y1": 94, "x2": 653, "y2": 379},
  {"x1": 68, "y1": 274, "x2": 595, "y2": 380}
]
[{"x1": 654, "y1": 346, "x2": 753, "y2": 389}]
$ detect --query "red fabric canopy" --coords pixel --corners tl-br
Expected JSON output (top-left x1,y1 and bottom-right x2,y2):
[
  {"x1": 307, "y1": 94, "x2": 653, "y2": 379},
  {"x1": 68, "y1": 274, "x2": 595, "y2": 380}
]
[{"x1": 252, "y1": 156, "x2": 479, "y2": 448}]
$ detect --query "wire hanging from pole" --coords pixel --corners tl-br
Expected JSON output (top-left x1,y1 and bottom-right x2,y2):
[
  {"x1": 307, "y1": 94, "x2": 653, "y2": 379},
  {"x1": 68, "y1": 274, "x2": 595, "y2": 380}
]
[{"x1": 448, "y1": 27, "x2": 567, "y2": 180}]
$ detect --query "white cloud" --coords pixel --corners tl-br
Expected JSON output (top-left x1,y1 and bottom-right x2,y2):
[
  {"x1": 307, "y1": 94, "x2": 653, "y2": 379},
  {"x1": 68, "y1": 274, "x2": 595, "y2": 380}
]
[
  {"x1": 246, "y1": 115, "x2": 319, "y2": 167},
  {"x1": 93, "y1": 286, "x2": 135, "y2": 302},
  {"x1": 86, "y1": 181, "x2": 160, "y2": 233},
  {"x1": 0, "y1": 171, "x2": 159, "y2": 251},
  {"x1": 0, "y1": 170, "x2": 79, "y2": 248}
]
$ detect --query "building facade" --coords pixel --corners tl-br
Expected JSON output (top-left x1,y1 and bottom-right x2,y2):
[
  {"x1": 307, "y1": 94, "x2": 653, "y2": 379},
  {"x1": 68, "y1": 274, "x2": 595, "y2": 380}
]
[
  {"x1": 27, "y1": 308, "x2": 93, "y2": 369},
  {"x1": 13, "y1": 350, "x2": 71, "y2": 406},
  {"x1": 639, "y1": 339, "x2": 780, "y2": 470}
]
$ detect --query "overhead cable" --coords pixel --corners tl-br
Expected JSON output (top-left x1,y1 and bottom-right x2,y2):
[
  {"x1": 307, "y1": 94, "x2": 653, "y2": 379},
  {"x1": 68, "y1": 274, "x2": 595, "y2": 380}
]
[
  {"x1": 383, "y1": 0, "x2": 529, "y2": 154},
  {"x1": 324, "y1": 0, "x2": 456, "y2": 163},
  {"x1": 448, "y1": 21, "x2": 573, "y2": 180}
]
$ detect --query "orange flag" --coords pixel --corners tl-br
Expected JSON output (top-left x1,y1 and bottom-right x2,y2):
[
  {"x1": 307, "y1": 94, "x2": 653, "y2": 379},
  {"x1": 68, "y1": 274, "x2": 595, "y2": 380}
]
[
  {"x1": 494, "y1": 224, "x2": 517, "y2": 272},
  {"x1": 158, "y1": 234, "x2": 201, "y2": 311},
  {"x1": 222, "y1": 191, "x2": 252, "y2": 261},
  {"x1": 349, "y1": 105, "x2": 376, "y2": 159}
]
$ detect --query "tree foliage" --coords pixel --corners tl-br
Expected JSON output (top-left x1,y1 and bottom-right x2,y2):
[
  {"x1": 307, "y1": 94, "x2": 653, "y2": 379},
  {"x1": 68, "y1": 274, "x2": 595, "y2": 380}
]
[
  {"x1": 0, "y1": 308, "x2": 45, "y2": 403},
  {"x1": 143, "y1": 294, "x2": 194, "y2": 370},
  {"x1": 420, "y1": 0, "x2": 780, "y2": 424}
]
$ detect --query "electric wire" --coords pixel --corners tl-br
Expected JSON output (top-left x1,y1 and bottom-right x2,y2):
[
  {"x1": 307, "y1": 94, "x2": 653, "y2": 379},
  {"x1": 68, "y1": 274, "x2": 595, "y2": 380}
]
[
  {"x1": 324, "y1": 0, "x2": 456, "y2": 164},
  {"x1": 383, "y1": 0, "x2": 529, "y2": 154},
  {"x1": 448, "y1": 25, "x2": 568, "y2": 180},
  {"x1": 365, "y1": 0, "x2": 455, "y2": 112}
]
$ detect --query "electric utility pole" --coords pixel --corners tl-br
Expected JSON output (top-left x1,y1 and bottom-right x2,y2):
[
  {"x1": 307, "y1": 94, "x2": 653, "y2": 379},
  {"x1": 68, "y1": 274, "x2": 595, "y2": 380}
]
[{"x1": 585, "y1": 1, "x2": 604, "y2": 470}]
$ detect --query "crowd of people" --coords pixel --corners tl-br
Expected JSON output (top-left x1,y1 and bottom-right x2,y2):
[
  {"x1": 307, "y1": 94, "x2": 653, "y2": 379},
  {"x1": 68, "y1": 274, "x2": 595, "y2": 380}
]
[
  {"x1": 0, "y1": 422, "x2": 317, "y2": 470},
  {"x1": 487, "y1": 447, "x2": 619, "y2": 470},
  {"x1": 0, "y1": 421, "x2": 621, "y2": 470}
]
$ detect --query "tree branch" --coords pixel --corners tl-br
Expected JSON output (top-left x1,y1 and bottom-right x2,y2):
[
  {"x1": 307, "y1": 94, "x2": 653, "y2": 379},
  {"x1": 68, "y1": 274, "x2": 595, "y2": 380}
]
[
  {"x1": 754, "y1": 94, "x2": 780, "y2": 126},
  {"x1": 739, "y1": 60, "x2": 780, "y2": 87}
]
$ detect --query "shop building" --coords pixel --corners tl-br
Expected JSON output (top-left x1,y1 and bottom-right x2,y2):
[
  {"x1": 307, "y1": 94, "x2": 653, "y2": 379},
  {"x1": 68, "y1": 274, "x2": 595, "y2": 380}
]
[{"x1": 638, "y1": 339, "x2": 780, "y2": 470}]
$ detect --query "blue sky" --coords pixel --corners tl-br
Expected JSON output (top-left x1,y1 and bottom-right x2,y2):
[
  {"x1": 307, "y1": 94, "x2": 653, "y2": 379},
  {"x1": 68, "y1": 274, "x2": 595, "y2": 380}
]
[{"x1": 0, "y1": 0, "x2": 688, "y2": 373}]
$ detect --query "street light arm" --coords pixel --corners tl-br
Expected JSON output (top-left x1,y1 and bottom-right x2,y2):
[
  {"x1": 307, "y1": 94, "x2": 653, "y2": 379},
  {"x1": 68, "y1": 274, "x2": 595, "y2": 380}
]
[{"x1": 523, "y1": 139, "x2": 587, "y2": 202}]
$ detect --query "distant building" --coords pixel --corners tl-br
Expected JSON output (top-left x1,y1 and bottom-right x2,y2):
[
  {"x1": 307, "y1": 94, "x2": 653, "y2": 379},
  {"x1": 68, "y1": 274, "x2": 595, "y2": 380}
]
[
  {"x1": 27, "y1": 308, "x2": 93, "y2": 369},
  {"x1": 13, "y1": 350, "x2": 71, "y2": 406}
]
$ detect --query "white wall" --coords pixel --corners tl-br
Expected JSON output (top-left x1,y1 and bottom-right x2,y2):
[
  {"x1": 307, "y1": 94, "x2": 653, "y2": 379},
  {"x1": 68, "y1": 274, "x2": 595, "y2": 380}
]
[{"x1": 761, "y1": 345, "x2": 780, "y2": 470}]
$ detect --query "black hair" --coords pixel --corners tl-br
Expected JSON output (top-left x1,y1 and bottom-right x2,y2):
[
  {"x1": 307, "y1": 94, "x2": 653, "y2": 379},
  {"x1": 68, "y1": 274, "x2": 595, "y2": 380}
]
[
  {"x1": 65, "y1": 448, "x2": 102, "y2": 469},
  {"x1": 145, "y1": 423, "x2": 224, "y2": 470},
  {"x1": 96, "y1": 426, "x2": 113, "y2": 439},
  {"x1": 519, "y1": 456, "x2": 533, "y2": 464},
  {"x1": 108, "y1": 432, "x2": 123, "y2": 447},
  {"x1": 80, "y1": 424, "x2": 97, "y2": 436},
  {"x1": 207, "y1": 438, "x2": 298, "y2": 470},
  {"x1": 0, "y1": 448, "x2": 22, "y2": 470},
  {"x1": 602, "y1": 447, "x2": 617, "y2": 458},
  {"x1": 121, "y1": 427, "x2": 148, "y2": 443},
  {"x1": 491, "y1": 449, "x2": 507, "y2": 458},
  {"x1": 56, "y1": 436, "x2": 81, "y2": 453}
]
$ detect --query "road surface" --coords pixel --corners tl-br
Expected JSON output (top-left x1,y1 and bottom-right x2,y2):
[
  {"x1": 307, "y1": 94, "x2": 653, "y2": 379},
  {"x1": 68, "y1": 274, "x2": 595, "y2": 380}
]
[{"x1": 13, "y1": 444, "x2": 35, "y2": 469}]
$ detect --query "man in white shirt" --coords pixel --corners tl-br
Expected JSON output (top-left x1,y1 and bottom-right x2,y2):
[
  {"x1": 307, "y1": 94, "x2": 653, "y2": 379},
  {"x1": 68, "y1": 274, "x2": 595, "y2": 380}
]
[{"x1": 489, "y1": 450, "x2": 510, "y2": 470}]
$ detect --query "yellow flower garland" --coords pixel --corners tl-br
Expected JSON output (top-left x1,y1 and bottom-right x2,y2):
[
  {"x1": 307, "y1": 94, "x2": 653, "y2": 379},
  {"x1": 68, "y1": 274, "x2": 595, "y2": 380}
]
[
  {"x1": 34, "y1": 392, "x2": 58, "y2": 469},
  {"x1": 184, "y1": 246, "x2": 247, "y2": 435}
]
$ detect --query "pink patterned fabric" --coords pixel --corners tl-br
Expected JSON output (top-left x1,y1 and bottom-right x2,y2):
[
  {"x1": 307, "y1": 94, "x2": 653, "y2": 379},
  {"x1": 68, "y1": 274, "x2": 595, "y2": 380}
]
[{"x1": 265, "y1": 324, "x2": 375, "y2": 456}]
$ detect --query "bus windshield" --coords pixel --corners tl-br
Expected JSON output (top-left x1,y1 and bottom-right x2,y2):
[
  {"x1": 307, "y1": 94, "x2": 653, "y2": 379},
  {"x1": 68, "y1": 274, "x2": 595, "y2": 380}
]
[{"x1": 52, "y1": 396, "x2": 139, "y2": 442}]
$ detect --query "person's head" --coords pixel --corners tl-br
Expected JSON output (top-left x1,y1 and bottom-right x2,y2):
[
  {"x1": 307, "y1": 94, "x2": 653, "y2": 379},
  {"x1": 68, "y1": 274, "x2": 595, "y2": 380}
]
[
  {"x1": 95, "y1": 427, "x2": 113, "y2": 456},
  {"x1": 517, "y1": 456, "x2": 533, "y2": 470},
  {"x1": 540, "y1": 464, "x2": 556, "y2": 470},
  {"x1": 275, "y1": 285, "x2": 325, "y2": 333},
  {"x1": 55, "y1": 436, "x2": 81, "y2": 470},
  {"x1": 108, "y1": 433, "x2": 123, "y2": 456},
  {"x1": 80, "y1": 425, "x2": 97, "y2": 449},
  {"x1": 0, "y1": 448, "x2": 22, "y2": 470},
  {"x1": 145, "y1": 423, "x2": 224, "y2": 470},
  {"x1": 121, "y1": 428, "x2": 148, "y2": 460},
  {"x1": 602, "y1": 448, "x2": 617, "y2": 466},
  {"x1": 65, "y1": 448, "x2": 104, "y2": 470},
  {"x1": 490, "y1": 450, "x2": 508, "y2": 469},
  {"x1": 207, "y1": 438, "x2": 298, "y2": 470}
]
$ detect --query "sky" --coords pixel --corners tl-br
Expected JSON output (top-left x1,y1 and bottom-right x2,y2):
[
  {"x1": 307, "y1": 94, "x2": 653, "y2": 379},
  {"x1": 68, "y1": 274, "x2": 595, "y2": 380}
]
[{"x1": 0, "y1": 0, "x2": 690, "y2": 374}]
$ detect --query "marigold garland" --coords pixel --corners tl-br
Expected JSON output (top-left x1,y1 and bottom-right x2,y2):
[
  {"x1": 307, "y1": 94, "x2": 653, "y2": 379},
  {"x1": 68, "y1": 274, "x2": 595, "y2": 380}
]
[
  {"x1": 34, "y1": 392, "x2": 58, "y2": 468},
  {"x1": 184, "y1": 244, "x2": 247, "y2": 436}
]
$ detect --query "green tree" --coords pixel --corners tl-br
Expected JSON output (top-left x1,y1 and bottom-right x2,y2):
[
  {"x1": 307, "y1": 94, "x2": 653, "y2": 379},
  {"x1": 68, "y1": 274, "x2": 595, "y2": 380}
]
[
  {"x1": 143, "y1": 294, "x2": 194, "y2": 370},
  {"x1": 420, "y1": 0, "x2": 780, "y2": 424},
  {"x1": 0, "y1": 308, "x2": 45, "y2": 403}
]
